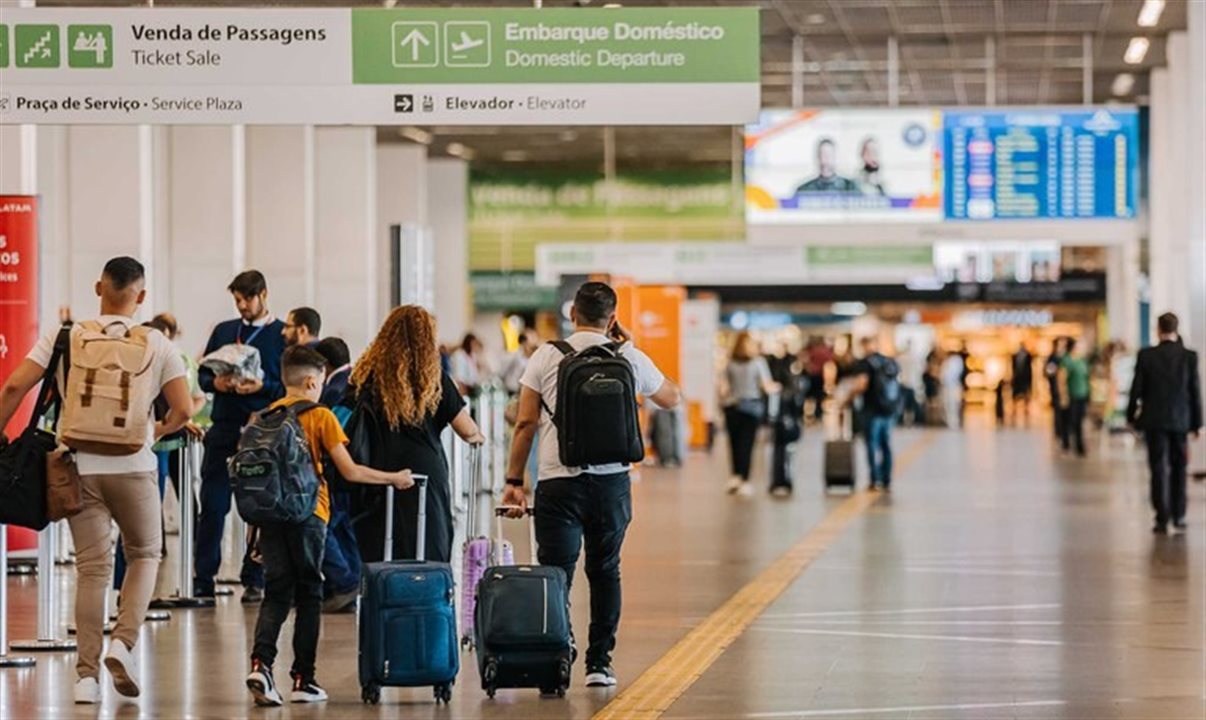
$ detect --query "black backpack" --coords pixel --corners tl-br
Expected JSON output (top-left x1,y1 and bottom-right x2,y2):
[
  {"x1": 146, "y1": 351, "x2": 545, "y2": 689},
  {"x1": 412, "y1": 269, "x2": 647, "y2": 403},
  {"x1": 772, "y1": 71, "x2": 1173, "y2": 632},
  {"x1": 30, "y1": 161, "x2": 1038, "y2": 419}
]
[
  {"x1": 544, "y1": 341, "x2": 644, "y2": 468},
  {"x1": 867, "y1": 355, "x2": 903, "y2": 416},
  {"x1": 228, "y1": 401, "x2": 321, "y2": 526}
]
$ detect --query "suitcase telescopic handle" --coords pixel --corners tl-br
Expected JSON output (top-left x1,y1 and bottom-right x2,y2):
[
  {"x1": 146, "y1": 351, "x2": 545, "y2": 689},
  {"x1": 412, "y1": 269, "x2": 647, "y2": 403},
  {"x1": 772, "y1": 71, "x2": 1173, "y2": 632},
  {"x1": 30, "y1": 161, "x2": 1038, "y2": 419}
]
[
  {"x1": 466, "y1": 443, "x2": 483, "y2": 540},
  {"x1": 383, "y1": 474, "x2": 428, "y2": 563},
  {"x1": 494, "y1": 506, "x2": 538, "y2": 565}
]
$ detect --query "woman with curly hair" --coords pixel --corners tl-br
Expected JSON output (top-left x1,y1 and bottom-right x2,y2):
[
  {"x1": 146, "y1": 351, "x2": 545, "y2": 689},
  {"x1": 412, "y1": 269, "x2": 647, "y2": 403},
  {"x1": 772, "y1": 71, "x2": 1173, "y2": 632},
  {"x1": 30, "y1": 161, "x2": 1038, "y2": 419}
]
[{"x1": 345, "y1": 305, "x2": 483, "y2": 563}]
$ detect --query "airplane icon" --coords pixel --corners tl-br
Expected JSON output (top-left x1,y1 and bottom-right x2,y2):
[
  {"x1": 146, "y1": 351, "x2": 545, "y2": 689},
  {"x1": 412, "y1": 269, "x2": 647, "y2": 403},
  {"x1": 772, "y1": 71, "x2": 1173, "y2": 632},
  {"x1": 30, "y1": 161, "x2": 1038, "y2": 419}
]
[
  {"x1": 451, "y1": 31, "x2": 484, "y2": 55},
  {"x1": 443, "y1": 22, "x2": 490, "y2": 67}
]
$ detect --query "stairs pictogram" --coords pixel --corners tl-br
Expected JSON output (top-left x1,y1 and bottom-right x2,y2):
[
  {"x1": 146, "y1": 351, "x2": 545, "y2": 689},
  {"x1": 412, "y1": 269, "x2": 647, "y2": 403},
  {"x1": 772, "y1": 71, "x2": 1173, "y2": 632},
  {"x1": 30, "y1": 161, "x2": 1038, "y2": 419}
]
[{"x1": 23, "y1": 31, "x2": 53, "y2": 64}]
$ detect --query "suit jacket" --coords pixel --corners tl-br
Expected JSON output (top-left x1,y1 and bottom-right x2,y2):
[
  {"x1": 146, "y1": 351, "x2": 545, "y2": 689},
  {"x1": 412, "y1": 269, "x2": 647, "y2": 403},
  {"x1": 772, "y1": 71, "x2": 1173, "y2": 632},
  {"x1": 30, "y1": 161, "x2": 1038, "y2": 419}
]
[{"x1": 1127, "y1": 340, "x2": 1203, "y2": 433}]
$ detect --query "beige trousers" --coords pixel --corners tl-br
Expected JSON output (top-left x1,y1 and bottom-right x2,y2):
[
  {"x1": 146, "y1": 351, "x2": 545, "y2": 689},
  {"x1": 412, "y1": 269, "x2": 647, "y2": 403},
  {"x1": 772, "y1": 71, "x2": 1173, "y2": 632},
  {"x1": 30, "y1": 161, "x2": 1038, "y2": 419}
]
[{"x1": 67, "y1": 471, "x2": 161, "y2": 680}]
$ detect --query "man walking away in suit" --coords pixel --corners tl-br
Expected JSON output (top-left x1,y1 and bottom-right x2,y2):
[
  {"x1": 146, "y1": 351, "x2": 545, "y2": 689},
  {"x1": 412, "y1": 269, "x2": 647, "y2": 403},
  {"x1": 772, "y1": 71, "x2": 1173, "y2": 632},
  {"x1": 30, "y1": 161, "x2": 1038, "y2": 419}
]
[{"x1": 1128, "y1": 313, "x2": 1203, "y2": 535}]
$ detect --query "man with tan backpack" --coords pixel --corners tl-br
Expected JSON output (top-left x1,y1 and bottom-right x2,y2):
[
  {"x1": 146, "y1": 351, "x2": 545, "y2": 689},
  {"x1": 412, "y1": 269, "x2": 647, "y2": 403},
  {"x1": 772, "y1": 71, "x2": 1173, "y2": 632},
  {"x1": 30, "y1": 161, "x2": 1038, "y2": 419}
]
[{"x1": 0, "y1": 257, "x2": 193, "y2": 704}]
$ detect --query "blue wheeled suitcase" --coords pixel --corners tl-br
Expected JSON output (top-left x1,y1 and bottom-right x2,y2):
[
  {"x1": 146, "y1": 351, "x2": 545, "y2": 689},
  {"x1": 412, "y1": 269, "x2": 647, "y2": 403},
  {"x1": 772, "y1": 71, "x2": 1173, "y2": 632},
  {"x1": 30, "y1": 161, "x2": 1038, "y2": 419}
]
[{"x1": 358, "y1": 476, "x2": 459, "y2": 705}]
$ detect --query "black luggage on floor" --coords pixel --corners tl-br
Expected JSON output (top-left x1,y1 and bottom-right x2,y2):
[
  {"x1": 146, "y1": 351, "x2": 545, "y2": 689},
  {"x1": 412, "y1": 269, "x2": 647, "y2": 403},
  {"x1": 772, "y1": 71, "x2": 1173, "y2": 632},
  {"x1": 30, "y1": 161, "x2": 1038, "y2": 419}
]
[
  {"x1": 475, "y1": 508, "x2": 573, "y2": 699},
  {"x1": 823, "y1": 440, "x2": 855, "y2": 491}
]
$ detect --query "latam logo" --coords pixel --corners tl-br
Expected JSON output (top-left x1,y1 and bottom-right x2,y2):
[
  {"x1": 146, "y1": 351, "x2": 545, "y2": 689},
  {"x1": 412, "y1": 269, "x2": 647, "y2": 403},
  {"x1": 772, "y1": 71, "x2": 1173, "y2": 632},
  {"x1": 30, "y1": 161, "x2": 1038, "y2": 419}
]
[{"x1": 0, "y1": 203, "x2": 33, "y2": 213}]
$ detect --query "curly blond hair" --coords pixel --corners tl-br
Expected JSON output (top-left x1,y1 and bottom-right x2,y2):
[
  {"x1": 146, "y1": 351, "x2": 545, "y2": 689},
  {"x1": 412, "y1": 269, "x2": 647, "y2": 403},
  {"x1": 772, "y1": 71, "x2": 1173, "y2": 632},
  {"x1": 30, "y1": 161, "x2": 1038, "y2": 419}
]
[{"x1": 352, "y1": 305, "x2": 442, "y2": 429}]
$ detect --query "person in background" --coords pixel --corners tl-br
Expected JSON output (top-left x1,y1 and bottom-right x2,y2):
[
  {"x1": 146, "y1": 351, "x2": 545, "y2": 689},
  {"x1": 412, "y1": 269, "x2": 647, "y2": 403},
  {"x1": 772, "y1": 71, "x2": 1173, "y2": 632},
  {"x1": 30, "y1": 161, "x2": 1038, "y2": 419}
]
[
  {"x1": 0, "y1": 257, "x2": 193, "y2": 704},
  {"x1": 1011, "y1": 343, "x2": 1034, "y2": 426},
  {"x1": 346, "y1": 306, "x2": 485, "y2": 564},
  {"x1": 501, "y1": 330, "x2": 540, "y2": 396},
  {"x1": 195, "y1": 270, "x2": 286, "y2": 602},
  {"x1": 1059, "y1": 338, "x2": 1091, "y2": 457},
  {"x1": 721, "y1": 332, "x2": 779, "y2": 497},
  {"x1": 957, "y1": 343, "x2": 972, "y2": 426},
  {"x1": 849, "y1": 337, "x2": 902, "y2": 491},
  {"x1": 1127, "y1": 313, "x2": 1203, "y2": 535},
  {"x1": 804, "y1": 337, "x2": 833, "y2": 422},
  {"x1": 1046, "y1": 337, "x2": 1069, "y2": 440},
  {"x1": 995, "y1": 379, "x2": 1008, "y2": 427},
  {"x1": 923, "y1": 352, "x2": 943, "y2": 426},
  {"x1": 314, "y1": 337, "x2": 352, "y2": 409},
  {"x1": 941, "y1": 350, "x2": 965, "y2": 429},
  {"x1": 450, "y1": 333, "x2": 485, "y2": 397},
  {"x1": 769, "y1": 349, "x2": 805, "y2": 497},
  {"x1": 896, "y1": 340, "x2": 925, "y2": 426},
  {"x1": 282, "y1": 307, "x2": 321, "y2": 348}
]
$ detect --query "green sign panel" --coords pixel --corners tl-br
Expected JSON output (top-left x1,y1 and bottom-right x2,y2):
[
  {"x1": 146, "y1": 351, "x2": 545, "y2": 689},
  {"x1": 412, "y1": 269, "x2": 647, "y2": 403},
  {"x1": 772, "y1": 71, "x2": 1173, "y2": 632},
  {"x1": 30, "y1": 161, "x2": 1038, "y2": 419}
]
[
  {"x1": 0, "y1": 25, "x2": 9, "y2": 68},
  {"x1": 15, "y1": 24, "x2": 59, "y2": 68},
  {"x1": 351, "y1": 7, "x2": 759, "y2": 84},
  {"x1": 67, "y1": 24, "x2": 113, "y2": 68},
  {"x1": 471, "y1": 272, "x2": 559, "y2": 311},
  {"x1": 807, "y1": 245, "x2": 934, "y2": 267}
]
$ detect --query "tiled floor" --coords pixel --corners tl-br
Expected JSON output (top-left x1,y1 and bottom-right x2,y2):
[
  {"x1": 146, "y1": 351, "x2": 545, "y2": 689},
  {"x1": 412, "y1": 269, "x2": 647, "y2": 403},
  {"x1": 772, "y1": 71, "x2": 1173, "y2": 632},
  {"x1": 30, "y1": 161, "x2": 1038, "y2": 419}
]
[{"x1": 2, "y1": 419, "x2": 1203, "y2": 719}]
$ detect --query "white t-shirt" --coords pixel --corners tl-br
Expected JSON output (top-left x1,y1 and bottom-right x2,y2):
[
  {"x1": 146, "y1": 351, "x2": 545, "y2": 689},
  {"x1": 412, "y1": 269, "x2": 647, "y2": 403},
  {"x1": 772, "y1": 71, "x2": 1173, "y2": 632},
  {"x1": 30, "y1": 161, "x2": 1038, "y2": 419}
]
[
  {"x1": 520, "y1": 331, "x2": 666, "y2": 480},
  {"x1": 27, "y1": 315, "x2": 187, "y2": 476}
]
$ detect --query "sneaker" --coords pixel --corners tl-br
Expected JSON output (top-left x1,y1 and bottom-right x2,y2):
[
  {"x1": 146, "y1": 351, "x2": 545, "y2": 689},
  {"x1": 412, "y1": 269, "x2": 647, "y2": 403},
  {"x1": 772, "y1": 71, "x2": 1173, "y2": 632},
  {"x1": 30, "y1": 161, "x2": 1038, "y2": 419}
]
[
  {"x1": 585, "y1": 664, "x2": 618, "y2": 688},
  {"x1": 737, "y1": 482, "x2": 754, "y2": 498},
  {"x1": 770, "y1": 486, "x2": 792, "y2": 499},
  {"x1": 74, "y1": 677, "x2": 101, "y2": 705},
  {"x1": 1153, "y1": 523, "x2": 1169, "y2": 535},
  {"x1": 290, "y1": 673, "x2": 328, "y2": 703},
  {"x1": 1172, "y1": 519, "x2": 1188, "y2": 532},
  {"x1": 241, "y1": 586, "x2": 264, "y2": 604},
  {"x1": 725, "y1": 477, "x2": 743, "y2": 495},
  {"x1": 246, "y1": 659, "x2": 283, "y2": 707},
  {"x1": 103, "y1": 640, "x2": 140, "y2": 698}
]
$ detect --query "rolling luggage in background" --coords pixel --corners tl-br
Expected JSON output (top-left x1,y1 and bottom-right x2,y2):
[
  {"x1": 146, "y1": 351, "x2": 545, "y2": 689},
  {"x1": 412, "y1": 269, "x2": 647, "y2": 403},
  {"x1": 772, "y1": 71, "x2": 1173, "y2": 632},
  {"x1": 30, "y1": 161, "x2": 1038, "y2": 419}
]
[
  {"x1": 824, "y1": 407, "x2": 856, "y2": 492},
  {"x1": 651, "y1": 407, "x2": 681, "y2": 467},
  {"x1": 358, "y1": 476, "x2": 459, "y2": 706},
  {"x1": 460, "y1": 446, "x2": 513, "y2": 650},
  {"x1": 475, "y1": 508, "x2": 573, "y2": 699}
]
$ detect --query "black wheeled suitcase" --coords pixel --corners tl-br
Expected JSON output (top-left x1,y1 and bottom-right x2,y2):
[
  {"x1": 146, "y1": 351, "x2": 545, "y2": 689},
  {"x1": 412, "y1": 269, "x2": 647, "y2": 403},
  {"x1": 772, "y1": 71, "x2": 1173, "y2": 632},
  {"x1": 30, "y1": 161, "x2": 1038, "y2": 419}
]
[
  {"x1": 475, "y1": 508, "x2": 573, "y2": 699},
  {"x1": 824, "y1": 408, "x2": 856, "y2": 492},
  {"x1": 358, "y1": 476, "x2": 459, "y2": 706}
]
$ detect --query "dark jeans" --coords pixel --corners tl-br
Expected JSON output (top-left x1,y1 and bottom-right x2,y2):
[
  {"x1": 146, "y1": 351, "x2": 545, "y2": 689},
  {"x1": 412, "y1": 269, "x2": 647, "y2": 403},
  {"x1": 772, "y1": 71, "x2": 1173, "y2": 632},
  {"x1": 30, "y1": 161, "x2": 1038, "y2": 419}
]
[
  {"x1": 1061, "y1": 399, "x2": 1087, "y2": 456},
  {"x1": 534, "y1": 473, "x2": 632, "y2": 668},
  {"x1": 901, "y1": 386, "x2": 923, "y2": 426},
  {"x1": 322, "y1": 496, "x2": 361, "y2": 597},
  {"x1": 724, "y1": 407, "x2": 760, "y2": 480},
  {"x1": 195, "y1": 427, "x2": 263, "y2": 594},
  {"x1": 807, "y1": 373, "x2": 825, "y2": 420},
  {"x1": 864, "y1": 414, "x2": 894, "y2": 487},
  {"x1": 252, "y1": 515, "x2": 327, "y2": 679},
  {"x1": 1146, "y1": 431, "x2": 1188, "y2": 527}
]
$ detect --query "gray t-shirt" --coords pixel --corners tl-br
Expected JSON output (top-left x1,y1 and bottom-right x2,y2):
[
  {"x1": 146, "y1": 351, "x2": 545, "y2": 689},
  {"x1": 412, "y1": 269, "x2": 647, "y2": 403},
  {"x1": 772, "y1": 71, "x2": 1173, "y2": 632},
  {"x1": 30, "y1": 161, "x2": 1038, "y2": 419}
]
[{"x1": 725, "y1": 357, "x2": 772, "y2": 405}]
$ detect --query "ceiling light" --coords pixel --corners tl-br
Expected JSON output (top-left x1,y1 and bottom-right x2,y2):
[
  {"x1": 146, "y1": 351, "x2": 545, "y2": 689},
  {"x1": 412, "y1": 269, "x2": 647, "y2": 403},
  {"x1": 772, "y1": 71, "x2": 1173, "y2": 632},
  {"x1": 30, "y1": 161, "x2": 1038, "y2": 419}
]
[
  {"x1": 806, "y1": 13, "x2": 826, "y2": 25},
  {"x1": 831, "y1": 302, "x2": 867, "y2": 317},
  {"x1": 603, "y1": 3, "x2": 623, "y2": 7},
  {"x1": 445, "y1": 142, "x2": 475, "y2": 160},
  {"x1": 1124, "y1": 36, "x2": 1150, "y2": 64},
  {"x1": 382, "y1": 0, "x2": 397, "y2": 7},
  {"x1": 501, "y1": 150, "x2": 528, "y2": 162},
  {"x1": 1111, "y1": 72, "x2": 1135, "y2": 96},
  {"x1": 1137, "y1": 0, "x2": 1165, "y2": 28},
  {"x1": 397, "y1": 126, "x2": 432, "y2": 145}
]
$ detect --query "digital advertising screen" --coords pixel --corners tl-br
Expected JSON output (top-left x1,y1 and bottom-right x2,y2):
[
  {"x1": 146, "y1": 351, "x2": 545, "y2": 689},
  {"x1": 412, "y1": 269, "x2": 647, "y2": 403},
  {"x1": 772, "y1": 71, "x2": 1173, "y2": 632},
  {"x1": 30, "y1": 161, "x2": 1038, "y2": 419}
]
[
  {"x1": 745, "y1": 109, "x2": 944, "y2": 225},
  {"x1": 944, "y1": 107, "x2": 1139, "y2": 220}
]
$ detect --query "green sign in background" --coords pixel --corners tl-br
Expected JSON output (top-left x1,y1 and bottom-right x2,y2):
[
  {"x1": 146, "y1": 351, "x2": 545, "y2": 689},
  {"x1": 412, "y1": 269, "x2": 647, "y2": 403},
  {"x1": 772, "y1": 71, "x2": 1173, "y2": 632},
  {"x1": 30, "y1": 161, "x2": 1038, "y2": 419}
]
[
  {"x1": 807, "y1": 245, "x2": 934, "y2": 267},
  {"x1": 351, "y1": 7, "x2": 759, "y2": 84}
]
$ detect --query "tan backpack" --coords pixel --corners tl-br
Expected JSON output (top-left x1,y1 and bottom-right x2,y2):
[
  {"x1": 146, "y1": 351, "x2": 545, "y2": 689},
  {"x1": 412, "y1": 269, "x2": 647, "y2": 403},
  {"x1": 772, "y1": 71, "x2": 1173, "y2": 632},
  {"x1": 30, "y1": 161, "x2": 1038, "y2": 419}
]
[{"x1": 59, "y1": 320, "x2": 157, "y2": 456}]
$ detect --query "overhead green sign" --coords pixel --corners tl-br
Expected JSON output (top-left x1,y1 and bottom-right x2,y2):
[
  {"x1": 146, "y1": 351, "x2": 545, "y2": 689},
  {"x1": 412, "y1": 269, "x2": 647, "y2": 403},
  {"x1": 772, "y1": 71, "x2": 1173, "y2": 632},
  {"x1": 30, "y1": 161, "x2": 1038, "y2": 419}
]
[
  {"x1": 807, "y1": 245, "x2": 934, "y2": 267},
  {"x1": 471, "y1": 272, "x2": 559, "y2": 311}
]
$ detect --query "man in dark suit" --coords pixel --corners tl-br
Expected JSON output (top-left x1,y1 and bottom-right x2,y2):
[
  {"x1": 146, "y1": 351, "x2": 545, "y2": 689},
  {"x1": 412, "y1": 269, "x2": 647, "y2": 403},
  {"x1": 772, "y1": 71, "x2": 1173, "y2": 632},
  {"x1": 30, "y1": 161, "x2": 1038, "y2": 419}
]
[{"x1": 1128, "y1": 312, "x2": 1204, "y2": 535}]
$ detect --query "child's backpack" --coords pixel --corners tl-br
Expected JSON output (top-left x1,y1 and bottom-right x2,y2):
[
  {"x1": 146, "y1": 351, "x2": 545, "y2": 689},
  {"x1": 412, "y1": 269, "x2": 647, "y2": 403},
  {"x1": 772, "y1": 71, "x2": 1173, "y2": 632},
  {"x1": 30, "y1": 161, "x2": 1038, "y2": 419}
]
[
  {"x1": 544, "y1": 341, "x2": 644, "y2": 468},
  {"x1": 228, "y1": 401, "x2": 321, "y2": 525},
  {"x1": 59, "y1": 321, "x2": 157, "y2": 455}
]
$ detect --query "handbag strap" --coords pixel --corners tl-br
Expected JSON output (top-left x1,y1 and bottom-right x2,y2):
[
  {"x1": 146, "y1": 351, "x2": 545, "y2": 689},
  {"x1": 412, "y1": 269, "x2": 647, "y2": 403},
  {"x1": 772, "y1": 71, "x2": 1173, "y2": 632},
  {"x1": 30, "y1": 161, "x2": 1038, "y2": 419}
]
[{"x1": 26, "y1": 322, "x2": 73, "y2": 434}]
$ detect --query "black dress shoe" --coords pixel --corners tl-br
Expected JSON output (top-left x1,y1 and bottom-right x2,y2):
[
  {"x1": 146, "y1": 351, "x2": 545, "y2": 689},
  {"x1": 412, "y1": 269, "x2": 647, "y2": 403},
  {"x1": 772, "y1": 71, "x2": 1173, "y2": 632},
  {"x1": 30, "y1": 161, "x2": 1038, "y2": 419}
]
[{"x1": 1153, "y1": 524, "x2": 1169, "y2": 535}]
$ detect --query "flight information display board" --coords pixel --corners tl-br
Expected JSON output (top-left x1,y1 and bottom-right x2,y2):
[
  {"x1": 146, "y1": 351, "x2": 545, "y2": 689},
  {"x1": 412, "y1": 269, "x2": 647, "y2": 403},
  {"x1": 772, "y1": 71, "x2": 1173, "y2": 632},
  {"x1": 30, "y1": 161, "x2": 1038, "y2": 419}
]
[{"x1": 944, "y1": 108, "x2": 1138, "y2": 220}]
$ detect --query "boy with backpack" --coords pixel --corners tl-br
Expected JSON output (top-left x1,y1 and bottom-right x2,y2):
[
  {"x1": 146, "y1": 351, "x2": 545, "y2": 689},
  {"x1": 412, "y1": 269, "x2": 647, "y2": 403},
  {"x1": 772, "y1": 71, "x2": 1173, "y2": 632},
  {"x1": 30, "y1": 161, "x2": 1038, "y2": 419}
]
[
  {"x1": 850, "y1": 336, "x2": 903, "y2": 491},
  {"x1": 0, "y1": 257, "x2": 194, "y2": 704},
  {"x1": 234, "y1": 346, "x2": 414, "y2": 706},
  {"x1": 502, "y1": 281, "x2": 681, "y2": 688}
]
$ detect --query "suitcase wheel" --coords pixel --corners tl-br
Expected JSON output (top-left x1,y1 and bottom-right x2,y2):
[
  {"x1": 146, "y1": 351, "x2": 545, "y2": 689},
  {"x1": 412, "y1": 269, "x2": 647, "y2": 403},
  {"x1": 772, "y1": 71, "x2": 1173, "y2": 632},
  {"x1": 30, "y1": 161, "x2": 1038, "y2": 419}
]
[
  {"x1": 540, "y1": 685, "x2": 567, "y2": 698},
  {"x1": 361, "y1": 684, "x2": 381, "y2": 705},
  {"x1": 460, "y1": 636, "x2": 474, "y2": 652},
  {"x1": 486, "y1": 686, "x2": 497, "y2": 699},
  {"x1": 434, "y1": 683, "x2": 453, "y2": 704}
]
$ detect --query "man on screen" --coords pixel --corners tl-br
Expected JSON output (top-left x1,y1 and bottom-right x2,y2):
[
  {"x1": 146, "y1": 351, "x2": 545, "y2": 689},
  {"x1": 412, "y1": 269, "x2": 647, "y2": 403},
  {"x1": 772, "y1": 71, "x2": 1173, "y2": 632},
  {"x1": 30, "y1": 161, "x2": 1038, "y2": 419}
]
[{"x1": 795, "y1": 137, "x2": 860, "y2": 194}]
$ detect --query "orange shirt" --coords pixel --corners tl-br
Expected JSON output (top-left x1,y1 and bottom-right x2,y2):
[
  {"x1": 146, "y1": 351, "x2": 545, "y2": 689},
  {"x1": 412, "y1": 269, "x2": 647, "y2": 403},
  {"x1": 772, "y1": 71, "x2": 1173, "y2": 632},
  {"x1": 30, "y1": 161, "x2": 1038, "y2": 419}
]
[{"x1": 269, "y1": 396, "x2": 349, "y2": 524}]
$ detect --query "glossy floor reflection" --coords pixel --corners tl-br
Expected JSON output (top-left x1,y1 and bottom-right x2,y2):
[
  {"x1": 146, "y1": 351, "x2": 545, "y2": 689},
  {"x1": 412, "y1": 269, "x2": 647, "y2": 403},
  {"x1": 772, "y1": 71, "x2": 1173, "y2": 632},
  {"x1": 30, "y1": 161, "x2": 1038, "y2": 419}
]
[{"x1": 2, "y1": 420, "x2": 1203, "y2": 719}]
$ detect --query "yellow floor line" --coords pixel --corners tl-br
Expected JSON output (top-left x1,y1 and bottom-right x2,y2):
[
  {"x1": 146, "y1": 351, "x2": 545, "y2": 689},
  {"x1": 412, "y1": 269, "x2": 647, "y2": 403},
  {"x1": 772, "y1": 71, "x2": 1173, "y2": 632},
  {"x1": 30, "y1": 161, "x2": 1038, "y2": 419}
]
[{"x1": 593, "y1": 433, "x2": 938, "y2": 720}]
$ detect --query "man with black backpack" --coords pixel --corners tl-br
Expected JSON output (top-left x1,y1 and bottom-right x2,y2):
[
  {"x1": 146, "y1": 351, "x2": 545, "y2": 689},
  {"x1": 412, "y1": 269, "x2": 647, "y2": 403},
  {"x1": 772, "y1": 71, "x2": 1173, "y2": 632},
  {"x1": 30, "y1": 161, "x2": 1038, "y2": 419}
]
[
  {"x1": 502, "y1": 281, "x2": 681, "y2": 688},
  {"x1": 850, "y1": 336, "x2": 903, "y2": 492}
]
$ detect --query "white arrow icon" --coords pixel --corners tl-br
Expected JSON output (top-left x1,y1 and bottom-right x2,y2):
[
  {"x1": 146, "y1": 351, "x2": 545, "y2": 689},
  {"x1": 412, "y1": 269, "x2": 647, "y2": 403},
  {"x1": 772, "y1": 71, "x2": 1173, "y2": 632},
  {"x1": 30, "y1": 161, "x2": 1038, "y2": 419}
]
[
  {"x1": 399, "y1": 28, "x2": 431, "y2": 63},
  {"x1": 451, "y1": 31, "x2": 484, "y2": 55}
]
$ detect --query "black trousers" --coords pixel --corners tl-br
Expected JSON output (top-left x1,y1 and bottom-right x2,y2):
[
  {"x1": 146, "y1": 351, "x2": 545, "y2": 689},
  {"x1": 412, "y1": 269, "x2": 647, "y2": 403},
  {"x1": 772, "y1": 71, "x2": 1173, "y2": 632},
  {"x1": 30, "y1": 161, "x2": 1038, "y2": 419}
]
[
  {"x1": 1061, "y1": 399, "x2": 1087, "y2": 456},
  {"x1": 252, "y1": 515, "x2": 327, "y2": 679},
  {"x1": 725, "y1": 407, "x2": 760, "y2": 481},
  {"x1": 1146, "y1": 430, "x2": 1189, "y2": 527},
  {"x1": 534, "y1": 473, "x2": 632, "y2": 668}
]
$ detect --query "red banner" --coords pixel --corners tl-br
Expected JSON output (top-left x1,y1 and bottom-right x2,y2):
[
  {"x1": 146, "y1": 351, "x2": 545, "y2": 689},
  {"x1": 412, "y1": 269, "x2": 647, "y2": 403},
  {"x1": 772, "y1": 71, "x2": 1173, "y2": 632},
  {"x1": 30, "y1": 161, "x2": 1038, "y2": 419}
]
[{"x1": 1, "y1": 195, "x2": 39, "y2": 439}]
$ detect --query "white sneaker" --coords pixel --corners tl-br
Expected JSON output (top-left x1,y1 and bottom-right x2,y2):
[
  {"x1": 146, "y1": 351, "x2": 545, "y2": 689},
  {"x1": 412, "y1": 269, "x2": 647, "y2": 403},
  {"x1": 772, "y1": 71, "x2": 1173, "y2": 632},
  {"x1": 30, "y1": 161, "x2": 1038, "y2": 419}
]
[
  {"x1": 725, "y1": 477, "x2": 743, "y2": 495},
  {"x1": 737, "y1": 482, "x2": 755, "y2": 498},
  {"x1": 103, "y1": 640, "x2": 140, "y2": 698},
  {"x1": 74, "y1": 677, "x2": 101, "y2": 704}
]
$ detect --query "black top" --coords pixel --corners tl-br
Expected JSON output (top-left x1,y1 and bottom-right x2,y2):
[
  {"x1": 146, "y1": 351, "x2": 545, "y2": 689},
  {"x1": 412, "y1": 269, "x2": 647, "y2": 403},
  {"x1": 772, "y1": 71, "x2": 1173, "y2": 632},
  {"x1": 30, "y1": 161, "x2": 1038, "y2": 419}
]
[
  {"x1": 852, "y1": 353, "x2": 899, "y2": 417},
  {"x1": 345, "y1": 372, "x2": 465, "y2": 478},
  {"x1": 1012, "y1": 350, "x2": 1034, "y2": 392},
  {"x1": 1127, "y1": 341, "x2": 1203, "y2": 433}
]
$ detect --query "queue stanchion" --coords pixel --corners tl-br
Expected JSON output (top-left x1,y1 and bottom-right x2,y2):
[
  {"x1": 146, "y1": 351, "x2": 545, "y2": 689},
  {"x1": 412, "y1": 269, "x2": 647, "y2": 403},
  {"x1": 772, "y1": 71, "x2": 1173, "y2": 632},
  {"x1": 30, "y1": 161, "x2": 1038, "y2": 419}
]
[
  {"x1": 490, "y1": 387, "x2": 507, "y2": 493},
  {"x1": 10, "y1": 522, "x2": 76, "y2": 652},
  {"x1": 0, "y1": 525, "x2": 36, "y2": 668},
  {"x1": 164, "y1": 438, "x2": 214, "y2": 609}
]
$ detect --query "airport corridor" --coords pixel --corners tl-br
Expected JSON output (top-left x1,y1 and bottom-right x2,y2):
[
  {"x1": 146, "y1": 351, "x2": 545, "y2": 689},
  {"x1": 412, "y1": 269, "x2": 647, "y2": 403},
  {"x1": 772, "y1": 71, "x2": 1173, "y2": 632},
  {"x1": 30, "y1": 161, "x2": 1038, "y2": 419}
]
[{"x1": 2, "y1": 422, "x2": 1202, "y2": 719}]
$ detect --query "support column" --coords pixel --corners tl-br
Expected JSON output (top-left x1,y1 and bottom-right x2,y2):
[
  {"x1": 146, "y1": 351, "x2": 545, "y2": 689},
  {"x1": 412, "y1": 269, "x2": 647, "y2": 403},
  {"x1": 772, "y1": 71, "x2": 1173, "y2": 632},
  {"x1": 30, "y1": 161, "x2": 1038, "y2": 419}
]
[
  {"x1": 1185, "y1": 4, "x2": 1206, "y2": 473},
  {"x1": 427, "y1": 158, "x2": 469, "y2": 344},
  {"x1": 377, "y1": 143, "x2": 430, "y2": 321},
  {"x1": 244, "y1": 126, "x2": 312, "y2": 314},
  {"x1": 313, "y1": 126, "x2": 378, "y2": 354},
  {"x1": 1106, "y1": 239, "x2": 1139, "y2": 349}
]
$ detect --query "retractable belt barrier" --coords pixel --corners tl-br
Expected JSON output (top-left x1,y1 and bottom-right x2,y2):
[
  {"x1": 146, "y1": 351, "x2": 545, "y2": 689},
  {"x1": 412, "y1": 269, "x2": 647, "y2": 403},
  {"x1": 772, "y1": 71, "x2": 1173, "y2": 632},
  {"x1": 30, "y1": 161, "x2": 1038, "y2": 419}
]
[
  {"x1": 0, "y1": 525, "x2": 36, "y2": 667},
  {"x1": 10, "y1": 521, "x2": 76, "y2": 652},
  {"x1": 161, "y1": 437, "x2": 214, "y2": 609}
]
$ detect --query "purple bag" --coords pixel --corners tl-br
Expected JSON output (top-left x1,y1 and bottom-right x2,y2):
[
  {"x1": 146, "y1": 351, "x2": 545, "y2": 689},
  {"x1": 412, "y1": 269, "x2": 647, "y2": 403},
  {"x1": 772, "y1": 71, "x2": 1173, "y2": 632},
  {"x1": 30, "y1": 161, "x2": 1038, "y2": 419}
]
[{"x1": 460, "y1": 445, "x2": 513, "y2": 650}]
